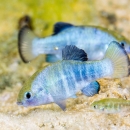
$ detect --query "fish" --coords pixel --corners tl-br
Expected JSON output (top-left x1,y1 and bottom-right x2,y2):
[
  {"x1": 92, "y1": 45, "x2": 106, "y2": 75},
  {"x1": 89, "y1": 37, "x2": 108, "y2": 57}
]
[
  {"x1": 18, "y1": 22, "x2": 130, "y2": 63},
  {"x1": 18, "y1": 15, "x2": 33, "y2": 30},
  {"x1": 17, "y1": 41, "x2": 130, "y2": 110},
  {"x1": 90, "y1": 98, "x2": 130, "y2": 114}
]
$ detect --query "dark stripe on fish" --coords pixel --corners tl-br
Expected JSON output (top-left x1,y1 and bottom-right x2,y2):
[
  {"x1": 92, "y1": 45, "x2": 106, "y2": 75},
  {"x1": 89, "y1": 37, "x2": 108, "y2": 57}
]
[{"x1": 72, "y1": 65, "x2": 82, "y2": 82}]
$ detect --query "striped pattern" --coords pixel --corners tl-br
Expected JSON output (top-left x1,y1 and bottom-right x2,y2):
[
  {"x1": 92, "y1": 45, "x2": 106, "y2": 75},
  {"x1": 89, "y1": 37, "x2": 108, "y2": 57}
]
[
  {"x1": 91, "y1": 98, "x2": 130, "y2": 113},
  {"x1": 41, "y1": 59, "x2": 113, "y2": 101}
]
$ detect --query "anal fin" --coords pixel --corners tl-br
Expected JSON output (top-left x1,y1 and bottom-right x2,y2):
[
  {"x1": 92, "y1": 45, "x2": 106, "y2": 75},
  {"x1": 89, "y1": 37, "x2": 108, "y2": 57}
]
[{"x1": 45, "y1": 54, "x2": 60, "y2": 62}]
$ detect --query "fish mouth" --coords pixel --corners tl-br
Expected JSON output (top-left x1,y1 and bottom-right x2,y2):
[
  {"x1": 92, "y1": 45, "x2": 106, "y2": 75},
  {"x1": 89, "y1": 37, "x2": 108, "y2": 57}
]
[{"x1": 17, "y1": 101, "x2": 23, "y2": 106}]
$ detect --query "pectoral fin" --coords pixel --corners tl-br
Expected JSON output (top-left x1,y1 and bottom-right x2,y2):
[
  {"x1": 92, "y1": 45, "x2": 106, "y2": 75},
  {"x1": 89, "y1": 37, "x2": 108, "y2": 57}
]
[{"x1": 81, "y1": 81, "x2": 100, "y2": 97}]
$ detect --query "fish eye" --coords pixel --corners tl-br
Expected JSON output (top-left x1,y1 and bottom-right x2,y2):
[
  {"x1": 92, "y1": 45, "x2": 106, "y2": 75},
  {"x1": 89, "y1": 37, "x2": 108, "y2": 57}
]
[
  {"x1": 25, "y1": 92, "x2": 32, "y2": 99},
  {"x1": 120, "y1": 41, "x2": 126, "y2": 47},
  {"x1": 93, "y1": 105, "x2": 97, "y2": 109},
  {"x1": 121, "y1": 42, "x2": 124, "y2": 47}
]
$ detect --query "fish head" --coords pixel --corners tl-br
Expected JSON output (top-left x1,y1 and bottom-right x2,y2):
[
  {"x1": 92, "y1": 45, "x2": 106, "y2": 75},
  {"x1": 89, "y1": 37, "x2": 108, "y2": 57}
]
[
  {"x1": 111, "y1": 30, "x2": 130, "y2": 54},
  {"x1": 90, "y1": 100, "x2": 106, "y2": 112},
  {"x1": 17, "y1": 77, "x2": 42, "y2": 107},
  {"x1": 17, "y1": 79, "x2": 34, "y2": 107},
  {"x1": 119, "y1": 39, "x2": 130, "y2": 54},
  {"x1": 17, "y1": 69, "x2": 54, "y2": 107},
  {"x1": 17, "y1": 81, "x2": 53, "y2": 107}
]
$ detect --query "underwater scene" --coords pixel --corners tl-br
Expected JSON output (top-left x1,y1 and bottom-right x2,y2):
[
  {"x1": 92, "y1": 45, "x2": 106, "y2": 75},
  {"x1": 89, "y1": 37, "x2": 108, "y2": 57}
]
[{"x1": 0, "y1": 0, "x2": 130, "y2": 129}]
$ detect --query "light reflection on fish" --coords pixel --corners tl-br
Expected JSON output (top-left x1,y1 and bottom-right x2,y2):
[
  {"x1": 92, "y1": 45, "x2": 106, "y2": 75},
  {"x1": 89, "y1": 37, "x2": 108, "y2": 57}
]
[
  {"x1": 18, "y1": 22, "x2": 130, "y2": 63},
  {"x1": 17, "y1": 41, "x2": 130, "y2": 110}
]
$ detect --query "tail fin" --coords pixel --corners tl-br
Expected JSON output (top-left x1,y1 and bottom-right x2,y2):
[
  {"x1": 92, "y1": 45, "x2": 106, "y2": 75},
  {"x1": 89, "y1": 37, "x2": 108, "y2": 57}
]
[
  {"x1": 18, "y1": 26, "x2": 36, "y2": 63},
  {"x1": 18, "y1": 15, "x2": 33, "y2": 30},
  {"x1": 105, "y1": 41, "x2": 130, "y2": 78}
]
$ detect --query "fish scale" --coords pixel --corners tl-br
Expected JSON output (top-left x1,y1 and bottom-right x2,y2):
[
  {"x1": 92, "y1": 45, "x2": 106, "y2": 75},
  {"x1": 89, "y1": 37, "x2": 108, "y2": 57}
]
[
  {"x1": 47, "y1": 60, "x2": 111, "y2": 96},
  {"x1": 62, "y1": 63, "x2": 77, "y2": 96}
]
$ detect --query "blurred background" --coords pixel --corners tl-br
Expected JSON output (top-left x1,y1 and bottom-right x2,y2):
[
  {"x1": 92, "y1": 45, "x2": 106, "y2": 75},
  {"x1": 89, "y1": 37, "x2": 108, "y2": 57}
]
[{"x1": 0, "y1": 0, "x2": 130, "y2": 129}]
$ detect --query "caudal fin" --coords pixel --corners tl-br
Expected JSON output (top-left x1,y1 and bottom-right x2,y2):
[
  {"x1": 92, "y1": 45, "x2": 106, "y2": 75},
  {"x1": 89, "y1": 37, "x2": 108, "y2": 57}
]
[
  {"x1": 105, "y1": 41, "x2": 130, "y2": 78},
  {"x1": 18, "y1": 15, "x2": 33, "y2": 30},
  {"x1": 18, "y1": 26, "x2": 36, "y2": 63}
]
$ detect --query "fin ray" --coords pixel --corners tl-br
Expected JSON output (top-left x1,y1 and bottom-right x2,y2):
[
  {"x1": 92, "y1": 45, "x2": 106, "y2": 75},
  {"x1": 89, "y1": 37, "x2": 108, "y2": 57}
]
[
  {"x1": 105, "y1": 41, "x2": 130, "y2": 78},
  {"x1": 81, "y1": 81, "x2": 100, "y2": 97},
  {"x1": 18, "y1": 26, "x2": 36, "y2": 63},
  {"x1": 62, "y1": 45, "x2": 88, "y2": 61}
]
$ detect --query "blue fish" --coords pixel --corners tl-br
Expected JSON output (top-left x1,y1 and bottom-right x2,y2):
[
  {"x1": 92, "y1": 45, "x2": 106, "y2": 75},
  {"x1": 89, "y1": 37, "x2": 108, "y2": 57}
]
[
  {"x1": 18, "y1": 22, "x2": 130, "y2": 63},
  {"x1": 17, "y1": 41, "x2": 130, "y2": 110}
]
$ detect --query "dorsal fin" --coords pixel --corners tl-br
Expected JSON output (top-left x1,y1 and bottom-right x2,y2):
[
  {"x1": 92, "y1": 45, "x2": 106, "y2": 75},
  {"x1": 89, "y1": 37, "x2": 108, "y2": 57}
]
[
  {"x1": 53, "y1": 22, "x2": 73, "y2": 35},
  {"x1": 62, "y1": 45, "x2": 88, "y2": 61}
]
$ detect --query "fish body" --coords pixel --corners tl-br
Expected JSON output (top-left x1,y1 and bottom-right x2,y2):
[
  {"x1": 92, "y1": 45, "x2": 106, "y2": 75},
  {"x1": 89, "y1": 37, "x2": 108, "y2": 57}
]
[
  {"x1": 91, "y1": 98, "x2": 130, "y2": 113},
  {"x1": 17, "y1": 41, "x2": 130, "y2": 110},
  {"x1": 18, "y1": 22, "x2": 130, "y2": 63}
]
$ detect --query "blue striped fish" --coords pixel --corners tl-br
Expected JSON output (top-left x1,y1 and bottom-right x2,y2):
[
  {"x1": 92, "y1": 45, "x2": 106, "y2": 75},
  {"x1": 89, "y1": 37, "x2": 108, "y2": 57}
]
[
  {"x1": 17, "y1": 41, "x2": 130, "y2": 110},
  {"x1": 18, "y1": 22, "x2": 130, "y2": 63}
]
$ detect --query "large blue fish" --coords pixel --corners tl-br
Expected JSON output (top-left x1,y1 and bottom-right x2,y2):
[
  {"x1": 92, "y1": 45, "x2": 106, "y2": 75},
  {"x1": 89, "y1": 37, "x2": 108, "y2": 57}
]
[
  {"x1": 17, "y1": 41, "x2": 130, "y2": 110},
  {"x1": 18, "y1": 22, "x2": 130, "y2": 63}
]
